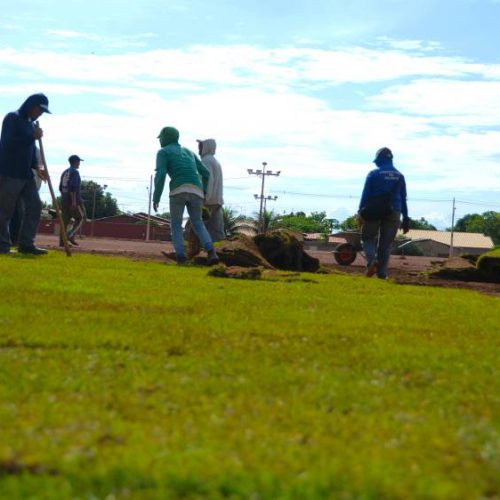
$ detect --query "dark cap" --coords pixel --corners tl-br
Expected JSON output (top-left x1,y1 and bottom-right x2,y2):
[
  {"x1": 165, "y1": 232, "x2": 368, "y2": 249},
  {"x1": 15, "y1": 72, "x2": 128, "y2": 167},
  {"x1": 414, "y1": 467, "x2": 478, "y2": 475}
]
[
  {"x1": 68, "y1": 155, "x2": 84, "y2": 163},
  {"x1": 33, "y1": 93, "x2": 51, "y2": 114},
  {"x1": 20, "y1": 93, "x2": 52, "y2": 115}
]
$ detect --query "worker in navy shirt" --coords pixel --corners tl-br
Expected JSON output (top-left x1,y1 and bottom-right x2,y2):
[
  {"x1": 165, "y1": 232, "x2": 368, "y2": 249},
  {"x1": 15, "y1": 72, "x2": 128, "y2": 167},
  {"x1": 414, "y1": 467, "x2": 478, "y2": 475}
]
[
  {"x1": 59, "y1": 154, "x2": 86, "y2": 246},
  {"x1": 0, "y1": 93, "x2": 51, "y2": 255},
  {"x1": 358, "y1": 147, "x2": 409, "y2": 279}
]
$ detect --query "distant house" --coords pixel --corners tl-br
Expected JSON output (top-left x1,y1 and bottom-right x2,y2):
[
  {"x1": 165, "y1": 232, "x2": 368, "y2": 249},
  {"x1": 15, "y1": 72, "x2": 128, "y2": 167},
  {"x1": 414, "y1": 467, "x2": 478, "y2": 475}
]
[
  {"x1": 303, "y1": 229, "x2": 494, "y2": 257},
  {"x1": 397, "y1": 229, "x2": 494, "y2": 257},
  {"x1": 38, "y1": 212, "x2": 171, "y2": 241}
]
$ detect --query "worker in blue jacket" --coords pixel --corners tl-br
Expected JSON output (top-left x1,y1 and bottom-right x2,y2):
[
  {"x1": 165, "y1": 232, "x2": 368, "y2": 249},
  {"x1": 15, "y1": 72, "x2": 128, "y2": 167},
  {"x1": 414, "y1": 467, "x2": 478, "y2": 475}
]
[
  {"x1": 0, "y1": 93, "x2": 50, "y2": 254},
  {"x1": 358, "y1": 147, "x2": 410, "y2": 279}
]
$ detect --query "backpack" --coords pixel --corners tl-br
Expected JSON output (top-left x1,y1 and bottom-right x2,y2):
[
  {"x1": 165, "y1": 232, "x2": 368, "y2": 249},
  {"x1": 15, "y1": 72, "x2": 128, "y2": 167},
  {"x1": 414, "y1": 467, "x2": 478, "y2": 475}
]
[{"x1": 360, "y1": 179, "x2": 400, "y2": 221}]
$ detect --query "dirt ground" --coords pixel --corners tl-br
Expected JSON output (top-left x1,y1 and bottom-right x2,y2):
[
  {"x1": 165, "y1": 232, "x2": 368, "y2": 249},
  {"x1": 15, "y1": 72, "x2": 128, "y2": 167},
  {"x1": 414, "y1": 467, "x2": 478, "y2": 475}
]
[{"x1": 35, "y1": 234, "x2": 500, "y2": 297}]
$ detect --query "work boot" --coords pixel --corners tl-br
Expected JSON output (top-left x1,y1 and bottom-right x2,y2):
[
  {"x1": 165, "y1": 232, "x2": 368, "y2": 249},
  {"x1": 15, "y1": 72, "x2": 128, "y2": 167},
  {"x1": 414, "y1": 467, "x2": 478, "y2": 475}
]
[
  {"x1": 365, "y1": 260, "x2": 378, "y2": 277},
  {"x1": 18, "y1": 246, "x2": 48, "y2": 255},
  {"x1": 176, "y1": 255, "x2": 187, "y2": 265},
  {"x1": 207, "y1": 249, "x2": 219, "y2": 266}
]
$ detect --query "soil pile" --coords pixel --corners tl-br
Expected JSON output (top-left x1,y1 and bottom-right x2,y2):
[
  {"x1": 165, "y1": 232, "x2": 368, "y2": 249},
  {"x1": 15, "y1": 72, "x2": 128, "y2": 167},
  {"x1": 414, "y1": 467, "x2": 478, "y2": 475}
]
[
  {"x1": 194, "y1": 230, "x2": 320, "y2": 272},
  {"x1": 429, "y1": 256, "x2": 500, "y2": 284}
]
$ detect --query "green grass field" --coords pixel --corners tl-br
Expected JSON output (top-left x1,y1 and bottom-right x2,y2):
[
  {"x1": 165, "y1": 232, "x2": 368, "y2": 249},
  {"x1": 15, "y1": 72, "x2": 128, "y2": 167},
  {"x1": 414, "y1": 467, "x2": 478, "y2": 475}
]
[{"x1": 1, "y1": 252, "x2": 499, "y2": 499}]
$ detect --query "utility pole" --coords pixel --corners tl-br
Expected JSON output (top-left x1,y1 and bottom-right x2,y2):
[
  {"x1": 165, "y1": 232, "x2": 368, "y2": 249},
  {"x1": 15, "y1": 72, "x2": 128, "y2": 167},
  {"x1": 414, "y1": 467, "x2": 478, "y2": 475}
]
[
  {"x1": 146, "y1": 174, "x2": 153, "y2": 241},
  {"x1": 449, "y1": 197, "x2": 456, "y2": 258},
  {"x1": 91, "y1": 183, "x2": 107, "y2": 237},
  {"x1": 254, "y1": 194, "x2": 278, "y2": 232},
  {"x1": 248, "y1": 162, "x2": 280, "y2": 233}
]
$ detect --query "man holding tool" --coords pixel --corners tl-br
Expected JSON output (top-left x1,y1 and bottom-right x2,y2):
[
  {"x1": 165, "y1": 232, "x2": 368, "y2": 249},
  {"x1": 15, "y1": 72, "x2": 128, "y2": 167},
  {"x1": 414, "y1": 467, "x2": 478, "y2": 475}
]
[
  {"x1": 59, "y1": 154, "x2": 86, "y2": 247},
  {"x1": 0, "y1": 93, "x2": 50, "y2": 255}
]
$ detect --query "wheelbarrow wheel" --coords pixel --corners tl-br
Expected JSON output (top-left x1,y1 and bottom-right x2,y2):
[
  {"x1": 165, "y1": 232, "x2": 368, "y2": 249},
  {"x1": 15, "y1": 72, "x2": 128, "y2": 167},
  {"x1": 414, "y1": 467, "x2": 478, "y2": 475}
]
[{"x1": 334, "y1": 243, "x2": 357, "y2": 266}]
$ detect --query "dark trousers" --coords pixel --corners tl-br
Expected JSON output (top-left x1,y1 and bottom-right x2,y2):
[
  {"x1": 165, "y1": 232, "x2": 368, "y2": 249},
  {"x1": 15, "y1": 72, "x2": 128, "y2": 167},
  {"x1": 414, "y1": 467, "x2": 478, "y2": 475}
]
[
  {"x1": 60, "y1": 203, "x2": 85, "y2": 243},
  {"x1": 8, "y1": 199, "x2": 24, "y2": 245},
  {"x1": 0, "y1": 176, "x2": 41, "y2": 252}
]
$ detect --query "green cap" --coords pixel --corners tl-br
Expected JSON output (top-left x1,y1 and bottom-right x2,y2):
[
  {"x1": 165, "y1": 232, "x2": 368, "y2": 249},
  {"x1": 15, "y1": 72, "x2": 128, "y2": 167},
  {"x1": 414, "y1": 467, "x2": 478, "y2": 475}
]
[{"x1": 157, "y1": 126, "x2": 179, "y2": 147}]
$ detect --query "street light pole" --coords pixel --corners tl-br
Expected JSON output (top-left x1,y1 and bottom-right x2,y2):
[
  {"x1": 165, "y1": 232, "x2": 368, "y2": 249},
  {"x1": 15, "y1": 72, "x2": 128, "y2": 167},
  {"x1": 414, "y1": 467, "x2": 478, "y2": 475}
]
[
  {"x1": 91, "y1": 183, "x2": 107, "y2": 237},
  {"x1": 146, "y1": 174, "x2": 153, "y2": 241},
  {"x1": 449, "y1": 197, "x2": 456, "y2": 258},
  {"x1": 248, "y1": 162, "x2": 280, "y2": 233},
  {"x1": 254, "y1": 194, "x2": 278, "y2": 231}
]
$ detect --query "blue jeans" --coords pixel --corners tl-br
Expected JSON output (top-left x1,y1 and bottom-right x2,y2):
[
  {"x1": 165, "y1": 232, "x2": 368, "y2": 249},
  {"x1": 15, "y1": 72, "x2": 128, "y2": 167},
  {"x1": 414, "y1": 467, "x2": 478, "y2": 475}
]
[
  {"x1": 169, "y1": 193, "x2": 214, "y2": 258},
  {"x1": 0, "y1": 176, "x2": 42, "y2": 252},
  {"x1": 361, "y1": 210, "x2": 401, "y2": 279}
]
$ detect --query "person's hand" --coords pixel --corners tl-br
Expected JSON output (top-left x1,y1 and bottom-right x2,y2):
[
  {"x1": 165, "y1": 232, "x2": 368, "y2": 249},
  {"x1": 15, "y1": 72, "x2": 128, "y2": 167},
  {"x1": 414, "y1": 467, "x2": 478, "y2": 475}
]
[
  {"x1": 33, "y1": 125, "x2": 43, "y2": 140},
  {"x1": 37, "y1": 168, "x2": 48, "y2": 182},
  {"x1": 402, "y1": 218, "x2": 410, "y2": 234},
  {"x1": 153, "y1": 201, "x2": 159, "y2": 212}
]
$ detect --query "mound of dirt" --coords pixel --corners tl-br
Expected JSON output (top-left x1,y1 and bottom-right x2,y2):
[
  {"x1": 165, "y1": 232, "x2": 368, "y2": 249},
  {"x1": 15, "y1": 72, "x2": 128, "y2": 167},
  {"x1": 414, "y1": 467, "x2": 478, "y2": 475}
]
[
  {"x1": 428, "y1": 256, "x2": 500, "y2": 284},
  {"x1": 194, "y1": 230, "x2": 320, "y2": 272},
  {"x1": 212, "y1": 235, "x2": 274, "y2": 269},
  {"x1": 208, "y1": 264, "x2": 263, "y2": 280},
  {"x1": 254, "y1": 229, "x2": 320, "y2": 272}
]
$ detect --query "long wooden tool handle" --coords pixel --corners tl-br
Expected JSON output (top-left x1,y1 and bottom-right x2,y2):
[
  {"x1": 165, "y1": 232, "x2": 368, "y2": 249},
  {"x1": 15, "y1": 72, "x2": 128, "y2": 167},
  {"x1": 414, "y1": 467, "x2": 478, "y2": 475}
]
[{"x1": 36, "y1": 121, "x2": 72, "y2": 257}]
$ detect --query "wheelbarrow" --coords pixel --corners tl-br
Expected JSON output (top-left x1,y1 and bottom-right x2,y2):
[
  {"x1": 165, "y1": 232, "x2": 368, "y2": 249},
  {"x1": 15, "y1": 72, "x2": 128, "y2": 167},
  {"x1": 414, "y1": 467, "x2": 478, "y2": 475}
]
[{"x1": 331, "y1": 231, "x2": 363, "y2": 266}]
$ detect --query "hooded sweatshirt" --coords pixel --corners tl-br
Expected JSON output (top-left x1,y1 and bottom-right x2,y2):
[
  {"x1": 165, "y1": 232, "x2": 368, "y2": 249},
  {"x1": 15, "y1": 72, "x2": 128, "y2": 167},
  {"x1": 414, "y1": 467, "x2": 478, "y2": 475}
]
[
  {"x1": 0, "y1": 94, "x2": 47, "y2": 179},
  {"x1": 359, "y1": 157, "x2": 408, "y2": 219},
  {"x1": 153, "y1": 127, "x2": 210, "y2": 204},
  {"x1": 199, "y1": 139, "x2": 224, "y2": 206}
]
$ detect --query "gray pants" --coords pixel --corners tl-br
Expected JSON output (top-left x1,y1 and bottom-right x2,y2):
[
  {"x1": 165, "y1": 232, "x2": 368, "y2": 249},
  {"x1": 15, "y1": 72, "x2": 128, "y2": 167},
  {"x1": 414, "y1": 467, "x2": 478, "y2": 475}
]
[
  {"x1": 361, "y1": 210, "x2": 401, "y2": 279},
  {"x1": 204, "y1": 204, "x2": 226, "y2": 242},
  {"x1": 60, "y1": 203, "x2": 86, "y2": 243},
  {"x1": 0, "y1": 176, "x2": 42, "y2": 252}
]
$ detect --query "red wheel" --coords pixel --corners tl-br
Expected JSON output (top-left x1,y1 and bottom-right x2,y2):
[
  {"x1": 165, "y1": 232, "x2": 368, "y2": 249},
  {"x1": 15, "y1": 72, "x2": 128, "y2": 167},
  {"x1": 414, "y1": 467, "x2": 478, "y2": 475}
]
[{"x1": 334, "y1": 243, "x2": 357, "y2": 266}]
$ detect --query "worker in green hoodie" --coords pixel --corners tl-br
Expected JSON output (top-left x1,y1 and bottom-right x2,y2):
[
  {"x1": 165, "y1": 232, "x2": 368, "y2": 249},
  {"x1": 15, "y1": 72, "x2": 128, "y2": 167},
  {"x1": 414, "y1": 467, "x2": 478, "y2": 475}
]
[{"x1": 153, "y1": 126, "x2": 219, "y2": 265}]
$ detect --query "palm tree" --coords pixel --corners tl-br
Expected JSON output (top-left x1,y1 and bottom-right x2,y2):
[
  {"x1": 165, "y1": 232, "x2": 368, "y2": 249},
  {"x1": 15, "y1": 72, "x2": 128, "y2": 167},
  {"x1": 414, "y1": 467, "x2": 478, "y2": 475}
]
[
  {"x1": 253, "y1": 209, "x2": 283, "y2": 233},
  {"x1": 222, "y1": 207, "x2": 256, "y2": 237}
]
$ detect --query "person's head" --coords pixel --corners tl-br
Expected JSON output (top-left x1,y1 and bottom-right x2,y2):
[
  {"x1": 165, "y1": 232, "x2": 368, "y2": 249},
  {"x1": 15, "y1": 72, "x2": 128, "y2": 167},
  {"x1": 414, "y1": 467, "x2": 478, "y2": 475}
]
[
  {"x1": 68, "y1": 154, "x2": 84, "y2": 168},
  {"x1": 157, "y1": 127, "x2": 180, "y2": 147},
  {"x1": 19, "y1": 93, "x2": 51, "y2": 120},
  {"x1": 373, "y1": 147, "x2": 393, "y2": 167},
  {"x1": 197, "y1": 138, "x2": 216, "y2": 157}
]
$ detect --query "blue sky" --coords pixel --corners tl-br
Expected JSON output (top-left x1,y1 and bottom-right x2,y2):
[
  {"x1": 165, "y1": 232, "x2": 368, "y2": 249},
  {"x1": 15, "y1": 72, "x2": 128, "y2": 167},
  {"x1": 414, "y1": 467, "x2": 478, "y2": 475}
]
[{"x1": 1, "y1": 0, "x2": 499, "y2": 228}]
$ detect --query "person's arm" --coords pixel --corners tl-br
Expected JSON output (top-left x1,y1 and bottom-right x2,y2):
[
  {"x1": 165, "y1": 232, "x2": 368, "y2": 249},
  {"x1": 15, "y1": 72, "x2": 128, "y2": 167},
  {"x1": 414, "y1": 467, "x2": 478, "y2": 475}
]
[
  {"x1": 33, "y1": 146, "x2": 48, "y2": 182},
  {"x1": 153, "y1": 150, "x2": 168, "y2": 211},
  {"x1": 0, "y1": 114, "x2": 38, "y2": 149},
  {"x1": 358, "y1": 173, "x2": 372, "y2": 212},
  {"x1": 400, "y1": 175, "x2": 409, "y2": 233},
  {"x1": 194, "y1": 155, "x2": 210, "y2": 194}
]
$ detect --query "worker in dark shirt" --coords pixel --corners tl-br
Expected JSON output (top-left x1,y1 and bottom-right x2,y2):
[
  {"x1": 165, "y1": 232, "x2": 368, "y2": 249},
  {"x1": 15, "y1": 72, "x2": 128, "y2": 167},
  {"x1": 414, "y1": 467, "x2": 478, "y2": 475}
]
[
  {"x1": 59, "y1": 154, "x2": 86, "y2": 246},
  {"x1": 0, "y1": 93, "x2": 51, "y2": 255}
]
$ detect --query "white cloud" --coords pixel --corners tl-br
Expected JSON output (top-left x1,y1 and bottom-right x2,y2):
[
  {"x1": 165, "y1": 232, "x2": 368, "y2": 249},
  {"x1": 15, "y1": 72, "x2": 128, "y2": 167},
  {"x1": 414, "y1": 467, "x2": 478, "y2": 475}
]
[
  {"x1": 46, "y1": 29, "x2": 102, "y2": 40},
  {"x1": 368, "y1": 79, "x2": 500, "y2": 120},
  {"x1": 1, "y1": 41, "x2": 499, "y2": 219}
]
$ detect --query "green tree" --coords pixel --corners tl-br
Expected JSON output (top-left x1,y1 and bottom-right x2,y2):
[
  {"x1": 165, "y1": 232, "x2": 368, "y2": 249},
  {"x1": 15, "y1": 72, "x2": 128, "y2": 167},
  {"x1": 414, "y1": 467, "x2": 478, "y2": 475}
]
[
  {"x1": 453, "y1": 211, "x2": 500, "y2": 245},
  {"x1": 80, "y1": 181, "x2": 119, "y2": 219},
  {"x1": 408, "y1": 217, "x2": 437, "y2": 230},
  {"x1": 222, "y1": 207, "x2": 255, "y2": 237},
  {"x1": 339, "y1": 214, "x2": 360, "y2": 231},
  {"x1": 254, "y1": 209, "x2": 284, "y2": 233},
  {"x1": 278, "y1": 211, "x2": 334, "y2": 234}
]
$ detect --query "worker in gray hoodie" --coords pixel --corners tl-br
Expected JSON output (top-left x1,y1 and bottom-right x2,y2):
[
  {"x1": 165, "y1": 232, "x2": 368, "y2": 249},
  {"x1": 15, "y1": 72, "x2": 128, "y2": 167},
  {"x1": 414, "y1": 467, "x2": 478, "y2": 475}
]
[{"x1": 197, "y1": 139, "x2": 225, "y2": 242}]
